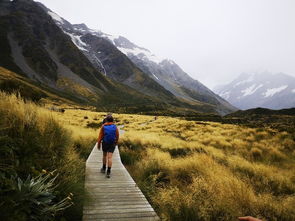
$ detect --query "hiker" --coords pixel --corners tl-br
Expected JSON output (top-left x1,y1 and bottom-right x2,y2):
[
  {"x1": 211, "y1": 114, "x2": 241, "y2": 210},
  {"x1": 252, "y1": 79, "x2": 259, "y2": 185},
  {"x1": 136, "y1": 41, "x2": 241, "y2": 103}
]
[
  {"x1": 102, "y1": 113, "x2": 112, "y2": 124},
  {"x1": 97, "y1": 115, "x2": 119, "y2": 178}
]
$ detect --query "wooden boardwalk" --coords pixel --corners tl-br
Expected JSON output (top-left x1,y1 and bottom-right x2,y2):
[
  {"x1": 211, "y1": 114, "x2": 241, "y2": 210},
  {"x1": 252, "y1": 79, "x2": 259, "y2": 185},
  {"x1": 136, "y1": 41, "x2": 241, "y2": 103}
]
[{"x1": 83, "y1": 143, "x2": 159, "y2": 221}]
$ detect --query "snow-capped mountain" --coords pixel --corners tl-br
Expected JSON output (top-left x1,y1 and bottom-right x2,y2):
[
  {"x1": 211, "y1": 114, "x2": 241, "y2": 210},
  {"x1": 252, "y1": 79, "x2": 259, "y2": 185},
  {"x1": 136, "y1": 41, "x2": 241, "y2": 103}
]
[
  {"x1": 2, "y1": 0, "x2": 189, "y2": 115},
  {"x1": 214, "y1": 72, "x2": 295, "y2": 110},
  {"x1": 43, "y1": 6, "x2": 236, "y2": 114},
  {"x1": 102, "y1": 35, "x2": 236, "y2": 114},
  {"x1": 40, "y1": 8, "x2": 177, "y2": 101}
]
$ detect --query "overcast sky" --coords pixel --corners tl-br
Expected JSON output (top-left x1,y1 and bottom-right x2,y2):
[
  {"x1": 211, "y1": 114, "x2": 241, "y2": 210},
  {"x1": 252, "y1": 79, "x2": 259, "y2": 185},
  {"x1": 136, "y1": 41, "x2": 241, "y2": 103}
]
[{"x1": 37, "y1": 0, "x2": 295, "y2": 89}]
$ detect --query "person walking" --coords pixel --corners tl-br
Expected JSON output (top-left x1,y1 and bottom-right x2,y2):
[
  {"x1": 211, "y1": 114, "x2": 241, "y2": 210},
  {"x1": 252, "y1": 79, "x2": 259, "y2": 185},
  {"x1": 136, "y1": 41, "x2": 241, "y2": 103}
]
[
  {"x1": 97, "y1": 115, "x2": 119, "y2": 178},
  {"x1": 102, "y1": 113, "x2": 112, "y2": 124}
]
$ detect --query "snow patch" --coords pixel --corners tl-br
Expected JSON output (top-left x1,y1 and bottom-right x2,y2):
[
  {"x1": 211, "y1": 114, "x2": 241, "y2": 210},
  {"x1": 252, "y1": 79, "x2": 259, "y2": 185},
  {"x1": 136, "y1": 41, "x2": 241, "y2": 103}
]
[
  {"x1": 152, "y1": 73, "x2": 159, "y2": 80},
  {"x1": 73, "y1": 27, "x2": 102, "y2": 37},
  {"x1": 99, "y1": 33, "x2": 165, "y2": 64},
  {"x1": 219, "y1": 91, "x2": 230, "y2": 100},
  {"x1": 64, "y1": 31, "x2": 88, "y2": 51},
  {"x1": 100, "y1": 33, "x2": 164, "y2": 64},
  {"x1": 108, "y1": 35, "x2": 119, "y2": 44},
  {"x1": 234, "y1": 74, "x2": 254, "y2": 87},
  {"x1": 168, "y1": 59, "x2": 175, "y2": 65},
  {"x1": 101, "y1": 34, "x2": 119, "y2": 45},
  {"x1": 292, "y1": 89, "x2": 295, "y2": 93},
  {"x1": 241, "y1": 84, "x2": 263, "y2": 96},
  {"x1": 48, "y1": 11, "x2": 64, "y2": 24},
  {"x1": 262, "y1": 85, "x2": 288, "y2": 97},
  {"x1": 89, "y1": 29, "x2": 103, "y2": 35},
  {"x1": 73, "y1": 27, "x2": 87, "y2": 32},
  {"x1": 89, "y1": 29, "x2": 99, "y2": 33},
  {"x1": 117, "y1": 46, "x2": 164, "y2": 64}
]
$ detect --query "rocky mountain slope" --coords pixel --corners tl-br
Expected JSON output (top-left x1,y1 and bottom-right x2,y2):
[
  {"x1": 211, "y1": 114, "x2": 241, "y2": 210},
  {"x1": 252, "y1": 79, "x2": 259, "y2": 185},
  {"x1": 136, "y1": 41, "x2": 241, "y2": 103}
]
[
  {"x1": 0, "y1": 0, "x2": 236, "y2": 114},
  {"x1": 107, "y1": 35, "x2": 236, "y2": 114},
  {"x1": 40, "y1": 3, "x2": 236, "y2": 115},
  {"x1": 0, "y1": 0, "x2": 178, "y2": 113},
  {"x1": 214, "y1": 72, "x2": 295, "y2": 110}
]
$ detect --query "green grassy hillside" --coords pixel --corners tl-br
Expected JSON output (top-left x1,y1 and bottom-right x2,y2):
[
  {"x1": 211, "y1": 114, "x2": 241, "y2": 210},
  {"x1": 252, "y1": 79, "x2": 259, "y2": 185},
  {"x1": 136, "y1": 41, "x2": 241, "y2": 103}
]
[{"x1": 0, "y1": 66, "x2": 90, "y2": 105}]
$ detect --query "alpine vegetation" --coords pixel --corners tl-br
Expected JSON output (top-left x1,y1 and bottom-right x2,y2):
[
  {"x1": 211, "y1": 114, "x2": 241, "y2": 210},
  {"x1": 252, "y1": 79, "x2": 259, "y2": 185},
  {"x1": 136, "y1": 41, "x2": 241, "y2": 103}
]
[
  {"x1": 0, "y1": 92, "x2": 93, "y2": 220},
  {"x1": 117, "y1": 114, "x2": 295, "y2": 220}
]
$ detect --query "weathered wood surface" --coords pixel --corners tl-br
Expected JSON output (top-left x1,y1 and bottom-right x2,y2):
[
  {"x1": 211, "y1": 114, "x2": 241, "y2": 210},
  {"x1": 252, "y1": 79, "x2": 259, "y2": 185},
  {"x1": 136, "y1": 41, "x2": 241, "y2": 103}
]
[{"x1": 83, "y1": 143, "x2": 159, "y2": 221}]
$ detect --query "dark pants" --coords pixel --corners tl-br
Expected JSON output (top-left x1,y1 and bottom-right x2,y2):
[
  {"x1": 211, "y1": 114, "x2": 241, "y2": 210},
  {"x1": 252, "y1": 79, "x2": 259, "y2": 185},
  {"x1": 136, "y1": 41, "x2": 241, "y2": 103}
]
[{"x1": 102, "y1": 142, "x2": 116, "y2": 153}]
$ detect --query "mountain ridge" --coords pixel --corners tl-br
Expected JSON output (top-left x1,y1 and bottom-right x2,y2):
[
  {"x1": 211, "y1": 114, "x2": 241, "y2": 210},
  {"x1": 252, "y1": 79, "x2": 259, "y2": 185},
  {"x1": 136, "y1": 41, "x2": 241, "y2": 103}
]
[
  {"x1": 0, "y1": 0, "x2": 236, "y2": 115},
  {"x1": 0, "y1": 0, "x2": 171, "y2": 112},
  {"x1": 40, "y1": 3, "x2": 236, "y2": 115}
]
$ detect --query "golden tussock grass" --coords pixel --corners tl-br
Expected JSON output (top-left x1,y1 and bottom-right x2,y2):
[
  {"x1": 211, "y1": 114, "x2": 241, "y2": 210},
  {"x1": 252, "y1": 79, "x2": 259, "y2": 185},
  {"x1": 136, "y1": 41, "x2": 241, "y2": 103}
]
[
  {"x1": 0, "y1": 92, "x2": 94, "y2": 220},
  {"x1": 4, "y1": 92, "x2": 293, "y2": 220},
  {"x1": 115, "y1": 114, "x2": 295, "y2": 220}
]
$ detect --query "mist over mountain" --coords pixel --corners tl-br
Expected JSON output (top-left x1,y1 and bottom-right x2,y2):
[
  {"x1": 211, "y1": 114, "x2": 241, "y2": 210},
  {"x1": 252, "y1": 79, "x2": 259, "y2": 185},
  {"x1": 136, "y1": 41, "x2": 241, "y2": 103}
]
[{"x1": 214, "y1": 72, "x2": 295, "y2": 110}]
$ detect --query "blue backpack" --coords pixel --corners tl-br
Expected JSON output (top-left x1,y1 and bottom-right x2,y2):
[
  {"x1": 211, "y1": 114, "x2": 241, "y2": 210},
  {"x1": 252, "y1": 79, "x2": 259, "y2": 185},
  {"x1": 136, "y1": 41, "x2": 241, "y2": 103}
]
[{"x1": 103, "y1": 124, "x2": 117, "y2": 144}]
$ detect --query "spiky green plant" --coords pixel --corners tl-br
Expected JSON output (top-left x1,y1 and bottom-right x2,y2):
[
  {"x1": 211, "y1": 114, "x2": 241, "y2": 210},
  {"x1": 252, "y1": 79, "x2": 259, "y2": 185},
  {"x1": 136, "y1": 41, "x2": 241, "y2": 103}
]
[{"x1": 9, "y1": 173, "x2": 72, "y2": 221}]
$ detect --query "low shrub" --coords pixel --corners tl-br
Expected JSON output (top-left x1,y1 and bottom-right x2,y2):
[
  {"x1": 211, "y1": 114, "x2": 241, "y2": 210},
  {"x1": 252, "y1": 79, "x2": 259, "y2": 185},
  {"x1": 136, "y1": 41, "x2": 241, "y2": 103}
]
[
  {"x1": 250, "y1": 147, "x2": 263, "y2": 160},
  {"x1": 120, "y1": 147, "x2": 141, "y2": 165},
  {"x1": 166, "y1": 147, "x2": 192, "y2": 158},
  {"x1": 86, "y1": 121, "x2": 102, "y2": 129}
]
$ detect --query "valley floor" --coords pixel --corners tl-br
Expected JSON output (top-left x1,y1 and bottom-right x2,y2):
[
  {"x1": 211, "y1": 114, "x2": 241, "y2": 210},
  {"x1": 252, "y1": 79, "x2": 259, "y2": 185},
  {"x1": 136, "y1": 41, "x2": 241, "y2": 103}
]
[
  {"x1": 1, "y1": 93, "x2": 295, "y2": 220},
  {"x1": 56, "y1": 107, "x2": 295, "y2": 220}
]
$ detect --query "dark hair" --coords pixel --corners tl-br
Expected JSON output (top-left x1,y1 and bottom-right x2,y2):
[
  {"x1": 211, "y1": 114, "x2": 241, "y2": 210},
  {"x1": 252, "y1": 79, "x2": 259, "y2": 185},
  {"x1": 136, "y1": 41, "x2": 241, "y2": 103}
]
[{"x1": 106, "y1": 115, "x2": 113, "y2": 122}]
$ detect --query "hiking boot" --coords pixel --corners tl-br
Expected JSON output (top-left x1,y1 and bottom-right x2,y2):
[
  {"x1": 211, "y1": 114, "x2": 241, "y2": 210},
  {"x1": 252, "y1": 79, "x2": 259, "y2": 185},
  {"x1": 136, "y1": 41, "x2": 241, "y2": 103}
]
[
  {"x1": 106, "y1": 171, "x2": 111, "y2": 178},
  {"x1": 100, "y1": 167, "x2": 106, "y2": 173}
]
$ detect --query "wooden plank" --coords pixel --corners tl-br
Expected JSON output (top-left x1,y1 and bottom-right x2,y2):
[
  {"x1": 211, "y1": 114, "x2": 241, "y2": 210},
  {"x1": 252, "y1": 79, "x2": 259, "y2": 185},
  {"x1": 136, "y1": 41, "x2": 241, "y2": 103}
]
[
  {"x1": 84, "y1": 200, "x2": 151, "y2": 205},
  {"x1": 84, "y1": 207, "x2": 155, "y2": 214},
  {"x1": 84, "y1": 216, "x2": 159, "y2": 221},
  {"x1": 83, "y1": 143, "x2": 159, "y2": 221},
  {"x1": 86, "y1": 186, "x2": 141, "y2": 190},
  {"x1": 85, "y1": 183, "x2": 136, "y2": 186},
  {"x1": 86, "y1": 189, "x2": 142, "y2": 193},
  {"x1": 85, "y1": 182, "x2": 136, "y2": 186},
  {"x1": 83, "y1": 211, "x2": 157, "y2": 219},
  {"x1": 88, "y1": 192, "x2": 145, "y2": 197},
  {"x1": 84, "y1": 204, "x2": 153, "y2": 210},
  {"x1": 85, "y1": 200, "x2": 151, "y2": 204},
  {"x1": 87, "y1": 198, "x2": 150, "y2": 203}
]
